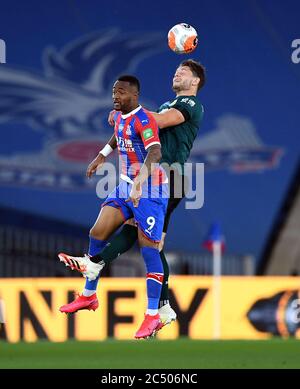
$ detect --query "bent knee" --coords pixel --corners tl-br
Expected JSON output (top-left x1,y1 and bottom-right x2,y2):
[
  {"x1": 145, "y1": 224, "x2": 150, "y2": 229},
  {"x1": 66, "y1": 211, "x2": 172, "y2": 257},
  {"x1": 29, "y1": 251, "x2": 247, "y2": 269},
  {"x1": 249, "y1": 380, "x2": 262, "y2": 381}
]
[
  {"x1": 90, "y1": 226, "x2": 107, "y2": 240},
  {"x1": 138, "y1": 233, "x2": 159, "y2": 249}
]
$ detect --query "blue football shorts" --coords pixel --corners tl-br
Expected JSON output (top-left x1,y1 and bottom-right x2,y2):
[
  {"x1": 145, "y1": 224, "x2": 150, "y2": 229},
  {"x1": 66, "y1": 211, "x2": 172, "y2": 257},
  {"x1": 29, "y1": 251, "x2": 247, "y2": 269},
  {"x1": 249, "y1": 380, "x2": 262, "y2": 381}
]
[{"x1": 102, "y1": 179, "x2": 169, "y2": 242}]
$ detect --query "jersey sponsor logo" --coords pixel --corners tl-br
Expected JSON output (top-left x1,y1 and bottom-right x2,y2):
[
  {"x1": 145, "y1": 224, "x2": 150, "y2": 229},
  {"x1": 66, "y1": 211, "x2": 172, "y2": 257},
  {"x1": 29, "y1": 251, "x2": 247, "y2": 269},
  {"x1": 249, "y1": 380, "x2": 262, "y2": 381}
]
[
  {"x1": 116, "y1": 136, "x2": 134, "y2": 152},
  {"x1": 179, "y1": 97, "x2": 196, "y2": 107},
  {"x1": 142, "y1": 128, "x2": 154, "y2": 140}
]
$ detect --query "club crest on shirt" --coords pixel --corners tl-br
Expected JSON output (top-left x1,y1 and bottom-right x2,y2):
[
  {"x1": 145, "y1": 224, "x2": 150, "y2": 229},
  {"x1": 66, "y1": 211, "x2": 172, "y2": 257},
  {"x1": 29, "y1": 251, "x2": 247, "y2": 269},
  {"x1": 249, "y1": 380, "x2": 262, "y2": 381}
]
[{"x1": 125, "y1": 125, "x2": 132, "y2": 136}]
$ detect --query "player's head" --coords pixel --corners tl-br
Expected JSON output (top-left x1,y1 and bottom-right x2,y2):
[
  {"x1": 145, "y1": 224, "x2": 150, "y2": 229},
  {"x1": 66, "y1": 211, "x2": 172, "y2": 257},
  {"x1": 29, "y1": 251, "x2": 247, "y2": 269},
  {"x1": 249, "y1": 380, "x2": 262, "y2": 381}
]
[
  {"x1": 112, "y1": 75, "x2": 140, "y2": 113},
  {"x1": 172, "y1": 59, "x2": 206, "y2": 94}
]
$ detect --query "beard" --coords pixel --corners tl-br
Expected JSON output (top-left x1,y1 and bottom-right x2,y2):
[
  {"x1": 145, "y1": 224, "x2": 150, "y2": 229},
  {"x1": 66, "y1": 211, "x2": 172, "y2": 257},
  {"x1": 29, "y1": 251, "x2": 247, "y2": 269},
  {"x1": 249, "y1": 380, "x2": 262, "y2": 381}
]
[{"x1": 172, "y1": 79, "x2": 192, "y2": 92}]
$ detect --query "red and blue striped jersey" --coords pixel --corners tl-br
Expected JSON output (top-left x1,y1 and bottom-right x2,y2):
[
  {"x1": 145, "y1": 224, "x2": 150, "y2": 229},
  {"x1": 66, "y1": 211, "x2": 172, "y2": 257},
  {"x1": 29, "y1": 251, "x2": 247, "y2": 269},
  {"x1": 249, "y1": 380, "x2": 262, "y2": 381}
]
[{"x1": 114, "y1": 105, "x2": 166, "y2": 185}]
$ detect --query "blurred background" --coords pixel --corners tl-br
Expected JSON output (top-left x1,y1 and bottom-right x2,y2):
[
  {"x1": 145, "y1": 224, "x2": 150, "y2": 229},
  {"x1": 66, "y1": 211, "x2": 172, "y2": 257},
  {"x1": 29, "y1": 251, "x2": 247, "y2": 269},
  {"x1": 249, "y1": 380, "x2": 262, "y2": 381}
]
[{"x1": 0, "y1": 0, "x2": 300, "y2": 344}]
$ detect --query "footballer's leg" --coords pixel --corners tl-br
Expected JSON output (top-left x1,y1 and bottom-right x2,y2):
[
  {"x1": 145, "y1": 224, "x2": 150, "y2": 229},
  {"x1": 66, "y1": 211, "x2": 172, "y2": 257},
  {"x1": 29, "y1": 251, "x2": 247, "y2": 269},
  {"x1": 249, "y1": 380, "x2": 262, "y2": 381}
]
[
  {"x1": 156, "y1": 172, "x2": 187, "y2": 326},
  {"x1": 89, "y1": 219, "x2": 138, "y2": 266},
  {"x1": 156, "y1": 201, "x2": 179, "y2": 324},
  {"x1": 85, "y1": 215, "x2": 177, "y2": 328},
  {"x1": 83, "y1": 204, "x2": 126, "y2": 296},
  {"x1": 59, "y1": 205, "x2": 126, "y2": 314},
  {"x1": 134, "y1": 230, "x2": 163, "y2": 339},
  {"x1": 132, "y1": 191, "x2": 168, "y2": 339},
  {"x1": 72, "y1": 211, "x2": 176, "y2": 327}
]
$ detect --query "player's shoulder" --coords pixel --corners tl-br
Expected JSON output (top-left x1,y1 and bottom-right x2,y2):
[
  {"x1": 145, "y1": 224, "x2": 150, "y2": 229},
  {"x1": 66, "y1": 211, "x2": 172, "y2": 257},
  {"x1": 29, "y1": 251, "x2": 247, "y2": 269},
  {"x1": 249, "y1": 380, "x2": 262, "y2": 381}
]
[
  {"x1": 175, "y1": 95, "x2": 201, "y2": 107},
  {"x1": 134, "y1": 106, "x2": 156, "y2": 126},
  {"x1": 173, "y1": 96, "x2": 204, "y2": 116},
  {"x1": 158, "y1": 101, "x2": 171, "y2": 111}
]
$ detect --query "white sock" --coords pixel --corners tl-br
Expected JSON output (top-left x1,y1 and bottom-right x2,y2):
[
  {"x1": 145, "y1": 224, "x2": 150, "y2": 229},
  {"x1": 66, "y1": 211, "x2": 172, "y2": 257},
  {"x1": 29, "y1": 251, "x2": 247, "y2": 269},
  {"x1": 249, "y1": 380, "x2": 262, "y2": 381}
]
[
  {"x1": 146, "y1": 309, "x2": 158, "y2": 316},
  {"x1": 82, "y1": 289, "x2": 96, "y2": 297}
]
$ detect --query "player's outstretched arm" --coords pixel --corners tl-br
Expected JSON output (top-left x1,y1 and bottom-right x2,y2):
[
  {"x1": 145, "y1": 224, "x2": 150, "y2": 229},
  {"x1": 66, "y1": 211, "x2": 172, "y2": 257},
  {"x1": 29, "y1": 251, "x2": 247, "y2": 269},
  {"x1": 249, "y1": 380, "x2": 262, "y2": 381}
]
[
  {"x1": 150, "y1": 108, "x2": 185, "y2": 129},
  {"x1": 86, "y1": 133, "x2": 117, "y2": 178}
]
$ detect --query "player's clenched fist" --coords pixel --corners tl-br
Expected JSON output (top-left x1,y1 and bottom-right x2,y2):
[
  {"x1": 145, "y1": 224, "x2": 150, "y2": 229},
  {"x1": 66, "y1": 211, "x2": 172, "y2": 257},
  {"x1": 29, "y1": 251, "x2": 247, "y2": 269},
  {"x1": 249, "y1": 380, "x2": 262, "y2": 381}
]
[{"x1": 127, "y1": 181, "x2": 142, "y2": 208}]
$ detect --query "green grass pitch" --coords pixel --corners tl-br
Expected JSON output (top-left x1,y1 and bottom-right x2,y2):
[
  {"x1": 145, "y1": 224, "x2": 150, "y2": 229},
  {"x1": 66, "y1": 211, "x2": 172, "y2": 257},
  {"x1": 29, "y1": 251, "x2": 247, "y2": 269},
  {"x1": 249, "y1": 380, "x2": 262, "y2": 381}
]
[{"x1": 1, "y1": 339, "x2": 300, "y2": 369}]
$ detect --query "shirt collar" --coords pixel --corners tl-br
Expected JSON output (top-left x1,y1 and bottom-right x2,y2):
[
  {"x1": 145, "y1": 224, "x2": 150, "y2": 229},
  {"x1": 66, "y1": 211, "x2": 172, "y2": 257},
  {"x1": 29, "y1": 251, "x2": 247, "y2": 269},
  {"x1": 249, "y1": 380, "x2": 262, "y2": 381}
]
[{"x1": 121, "y1": 105, "x2": 142, "y2": 119}]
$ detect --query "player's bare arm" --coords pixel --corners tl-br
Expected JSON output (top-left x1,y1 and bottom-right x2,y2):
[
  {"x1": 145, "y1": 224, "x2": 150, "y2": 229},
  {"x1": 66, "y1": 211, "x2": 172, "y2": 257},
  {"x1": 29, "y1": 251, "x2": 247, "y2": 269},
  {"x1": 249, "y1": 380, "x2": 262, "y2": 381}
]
[
  {"x1": 150, "y1": 108, "x2": 185, "y2": 129},
  {"x1": 128, "y1": 144, "x2": 162, "y2": 207},
  {"x1": 86, "y1": 133, "x2": 117, "y2": 178}
]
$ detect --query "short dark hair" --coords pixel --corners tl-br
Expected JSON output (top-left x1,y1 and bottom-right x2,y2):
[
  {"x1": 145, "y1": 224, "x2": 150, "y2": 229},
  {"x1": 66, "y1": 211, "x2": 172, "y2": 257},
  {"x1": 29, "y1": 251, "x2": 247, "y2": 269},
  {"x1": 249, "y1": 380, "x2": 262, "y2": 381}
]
[
  {"x1": 180, "y1": 59, "x2": 206, "y2": 91},
  {"x1": 117, "y1": 75, "x2": 140, "y2": 92}
]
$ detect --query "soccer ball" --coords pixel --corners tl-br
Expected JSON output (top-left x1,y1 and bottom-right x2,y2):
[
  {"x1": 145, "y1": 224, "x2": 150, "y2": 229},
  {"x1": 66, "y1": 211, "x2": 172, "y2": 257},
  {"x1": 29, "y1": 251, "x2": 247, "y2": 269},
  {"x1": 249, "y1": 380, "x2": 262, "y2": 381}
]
[{"x1": 168, "y1": 23, "x2": 198, "y2": 54}]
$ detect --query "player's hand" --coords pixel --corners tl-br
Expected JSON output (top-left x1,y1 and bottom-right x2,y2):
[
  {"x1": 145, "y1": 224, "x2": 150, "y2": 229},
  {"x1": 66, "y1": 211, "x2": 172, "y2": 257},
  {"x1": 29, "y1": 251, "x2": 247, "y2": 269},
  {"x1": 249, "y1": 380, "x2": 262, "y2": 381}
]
[
  {"x1": 127, "y1": 182, "x2": 142, "y2": 208},
  {"x1": 86, "y1": 153, "x2": 106, "y2": 178},
  {"x1": 108, "y1": 110, "x2": 116, "y2": 126}
]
